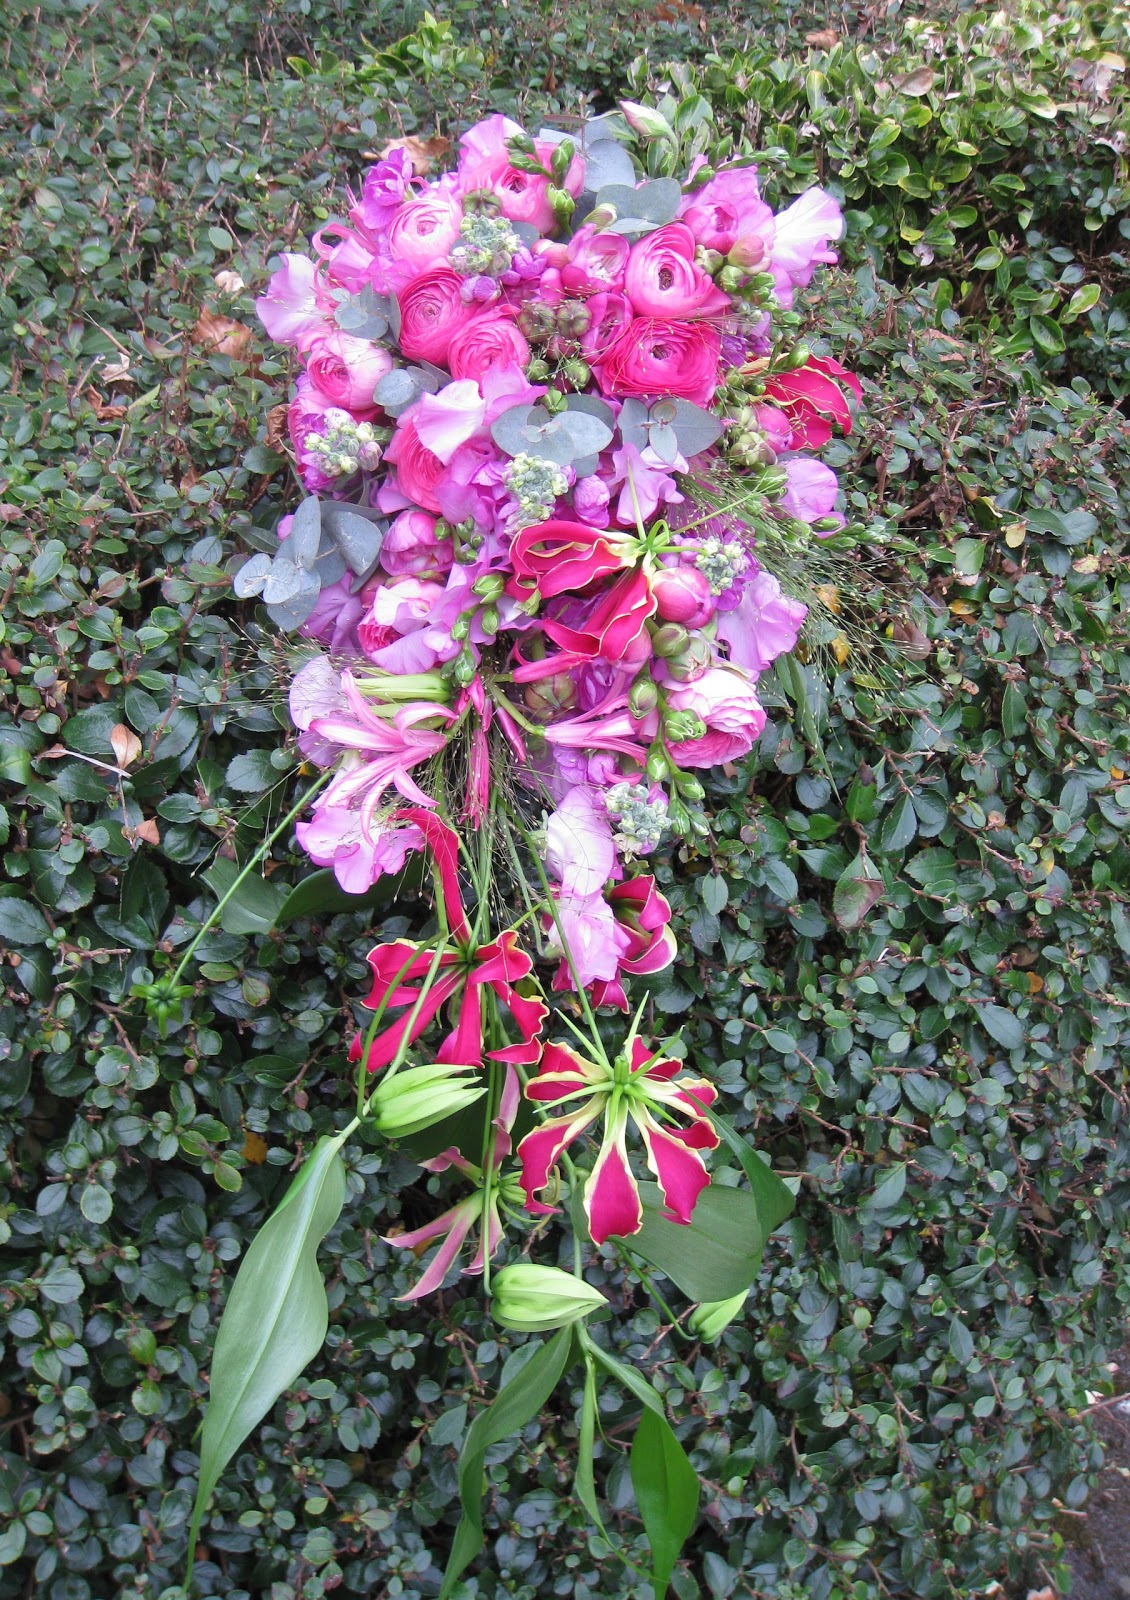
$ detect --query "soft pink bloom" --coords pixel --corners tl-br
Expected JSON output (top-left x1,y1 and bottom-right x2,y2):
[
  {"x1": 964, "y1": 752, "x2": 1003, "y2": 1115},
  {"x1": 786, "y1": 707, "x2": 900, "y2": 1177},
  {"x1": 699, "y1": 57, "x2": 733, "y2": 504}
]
[
  {"x1": 752, "y1": 403, "x2": 795, "y2": 454},
  {"x1": 682, "y1": 162, "x2": 764, "y2": 220},
  {"x1": 381, "y1": 508, "x2": 454, "y2": 576},
  {"x1": 311, "y1": 224, "x2": 381, "y2": 293},
  {"x1": 256, "y1": 253, "x2": 325, "y2": 346},
  {"x1": 561, "y1": 226, "x2": 629, "y2": 296},
  {"x1": 386, "y1": 190, "x2": 463, "y2": 271},
  {"x1": 457, "y1": 115, "x2": 584, "y2": 232},
  {"x1": 780, "y1": 456, "x2": 844, "y2": 530},
  {"x1": 769, "y1": 187, "x2": 844, "y2": 306},
  {"x1": 715, "y1": 571, "x2": 808, "y2": 674},
  {"x1": 623, "y1": 224, "x2": 731, "y2": 319},
  {"x1": 551, "y1": 875, "x2": 677, "y2": 1010},
  {"x1": 664, "y1": 666, "x2": 767, "y2": 766},
  {"x1": 382, "y1": 412, "x2": 446, "y2": 513},
  {"x1": 296, "y1": 575, "x2": 369, "y2": 651},
  {"x1": 397, "y1": 269, "x2": 478, "y2": 365},
  {"x1": 608, "y1": 442, "x2": 685, "y2": 524},
  {"x1": 414, "y1": 379, "x2": 487, "y2": 462},
  {"x1": 517, "y1": 1037, "x2": 719, "y2": 1244},
  {"x1": 548, "y1": 890, "x2": 631, "y2": 988},
  {"x1": 580, "y1": 291, "x2": 633, "y2": 362},
  {"x1": 593, "y1": 318, "x2": 721, "y2": 407},
  {"x1": 352, "y1": 150, "x2": 417, "y2": 234},
  {"x1": 652, "y1": 565, "x2": 715, "y2": 627},
  {"x1": 572, "y1": 474, "x2": 612, "y2": 526},
  {"x1": 545, "y1": 786, "x2": 616, "y2": 898},
  {"x1": 302, "y1": 330, "x2": 393, "y2": 411},
  {"x1": 447, "y1": 311, "x2": 530, "y2": 382},
  {"x1": 295, "y1": 805, "x2": 425, "y2": 895}
]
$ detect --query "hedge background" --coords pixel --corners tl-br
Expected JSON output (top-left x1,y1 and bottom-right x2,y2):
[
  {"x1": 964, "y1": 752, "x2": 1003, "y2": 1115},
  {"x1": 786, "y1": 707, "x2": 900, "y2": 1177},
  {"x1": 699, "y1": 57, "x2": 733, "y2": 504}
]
[{"x1": 1, "y1": 2, "x2": 1129, "y2": 1597}]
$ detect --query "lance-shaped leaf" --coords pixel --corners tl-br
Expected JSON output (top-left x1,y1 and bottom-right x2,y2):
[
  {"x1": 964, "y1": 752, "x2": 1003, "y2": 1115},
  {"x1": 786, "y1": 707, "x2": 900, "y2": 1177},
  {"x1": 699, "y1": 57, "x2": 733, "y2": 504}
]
[
  {"x1": 630, "y1": 1406, "x2": 700, "y2": 1598},
  {"x1": 708, "y1": 1109, "x2": 796, "y2": 1242},
  {"x1": 619, "y1": 1181, "x2": 777, "y2": 1302},
  {"x1": 185, "y1": 1134, "x2": 348, "y2": 1570},
  {"x1": 440, "y1": 1325, "x2": 574, "y2": 1599}
]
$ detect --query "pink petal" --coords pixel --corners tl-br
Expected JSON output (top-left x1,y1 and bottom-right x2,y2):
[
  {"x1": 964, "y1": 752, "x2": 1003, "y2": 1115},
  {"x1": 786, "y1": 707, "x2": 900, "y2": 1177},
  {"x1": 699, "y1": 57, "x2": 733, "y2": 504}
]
[
  {"x1": 637, "y1": 1112, "x2": 712, "y2": 1225},
  {"x1": 584, "y1": 1111, "x2": 643, "y2": 1244},
  {"x1": 517, "y1": 1106, "x2": 600, "y2": 1203}
]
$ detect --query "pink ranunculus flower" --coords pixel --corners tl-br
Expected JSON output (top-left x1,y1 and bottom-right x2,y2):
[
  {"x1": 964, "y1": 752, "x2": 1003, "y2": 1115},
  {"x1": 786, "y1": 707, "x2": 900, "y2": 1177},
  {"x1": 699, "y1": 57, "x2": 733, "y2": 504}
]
[
  {"x1": 779, "y1": 456, "x2": 844, "y2": 530},
  {"x1": 447, "y1": 311, "x2": 530, "y2": 382},
  {"x1": 256, "y1": 253, "x2": 325, "y2": 346},
  {"x1": 715, "y1": 570, "x2": 808, "y2": 674},
  {"x1": 302, "y1": 330, "x2": 393, "y2": 411},
  {"x1": 593, "y1": 318, "x2": 722, "y2": 407},
  {"x1": 387, "y1": 190, "x2": 464, "y2": 272},
  {"x1": 769, "y1": 187, "x2": 844, "y2": 306},
  {"x1": 665, "y1": 666, "x2": 767, "y2": 766},
  {"x1": 457, "y1": 114, "x2": 584, "y2": 233},
  {"x1": 580, "y1": 291, "x2": 633, "y2": 362},
  {"x1": 561, "y1": 226, "x2": 630, "y2": 296},
  {"x1": 572, "y1": 473, "x2": 612, "y2": 526},
  {"x1": 623, "y1": 224, "x2": 731, "y2": 319},
  {"x1": 382, "y1": 412, "x2": 446, "y2": 513},
  {"x1": 397, "y1": 268, "x2": 478, "y2": 365},
  {"x1": 381, "y1": 508, "x2": 454, "y2": 576}
]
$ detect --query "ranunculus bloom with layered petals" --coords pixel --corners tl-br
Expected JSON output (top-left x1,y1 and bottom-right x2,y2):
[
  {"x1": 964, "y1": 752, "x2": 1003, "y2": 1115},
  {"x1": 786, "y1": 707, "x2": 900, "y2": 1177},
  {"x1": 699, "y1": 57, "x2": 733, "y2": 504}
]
[
  {"x1": 381, "y1": 508, "x2": 454, "y2": 576},
  {"x1": 256, "y1": 253, "x2": 326, "y2": 347},
  {"x1": 517, "y1": 1036, "x2": 719, "y2": 1244},
  {"x1": 457, "y1": 114, "x2": 584, "y2": 232},
  {"x1": 447, "y1": 311, "x2": 530, "y2": 382},
  {"x1": 397, "y1": 269, "x2": 478, "y2": 365},
  {"x1": 386, "y1": 190, "x2": 463, "y2": 272},
  {"x1": 561, "y1": 226, "x2": 629, "y2": 296},
  {"x1": 302, "y1": 330, "x2": 394, "y2": 411},
  {"x1": 623, "y1": 224, "x2": 731, "y2": 320},
  {"x1": 714, "y1": 570, "x2": 808, "y2": 675},
  {"x1": 353, "y1": 809, "x2": 547, "y2": 1071},
  {"x1": 762, "y1": 355, "x2": 862, "y2": 449},
  {"x1": 594, "y1": 318, "x2": 722, "y2": 407},
  {"x1": 382, "y1": 411, "x2": 447, "y2": 513},
  {"x1": 664, "y1": 666, "x2": 767, "y2": 767}
]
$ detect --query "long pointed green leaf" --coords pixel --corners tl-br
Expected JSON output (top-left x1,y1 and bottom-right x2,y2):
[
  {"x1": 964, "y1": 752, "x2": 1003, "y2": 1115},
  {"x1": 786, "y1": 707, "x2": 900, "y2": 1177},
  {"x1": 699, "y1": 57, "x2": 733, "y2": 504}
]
[
  {"x1": 622, "y1": 1182, "x2": 774, "y2": 1302},
  {"x1": 186, "y1": 1134, "x2": 347, "y2": 1568},
  {"x1": 709, "y1": 1110, "x2": 796, "y2": 1236},
  {"x1": 441, "y1": 1325, "x2": 574, "y2": 1598},
  {"x1": 630, "y1": 1406, "x2": 700, "y2": 1597}
]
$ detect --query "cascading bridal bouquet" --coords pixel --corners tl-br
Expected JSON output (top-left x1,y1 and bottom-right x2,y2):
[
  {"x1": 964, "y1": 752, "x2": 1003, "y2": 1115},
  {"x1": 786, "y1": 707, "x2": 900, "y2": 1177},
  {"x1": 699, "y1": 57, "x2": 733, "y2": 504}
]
[{"x1": 174, "y1": 101, "x2": 863, "y2": 1592}]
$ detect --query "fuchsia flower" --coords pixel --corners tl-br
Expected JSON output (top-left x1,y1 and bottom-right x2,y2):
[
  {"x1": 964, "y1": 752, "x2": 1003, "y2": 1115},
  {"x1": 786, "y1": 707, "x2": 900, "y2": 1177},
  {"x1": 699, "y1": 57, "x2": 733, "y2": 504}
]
[
  {"x1": 456, "y1": 114, "x2": 584, "y2": 232},
  {"x1": 536, "y1": 567, "x2": 658, "y2": 672},
  {"x1": 354, "y1": 810, "x2": 547, "y2": 1072},
  {"x1": 594, "y1": 317, "x2": 722, "y2": 407},
  {"x1": 387, "y1": 190, "x2": 463, "y2": 271},
  {"x1": 623, "y1": 224, "x2": 730, "y2": 320},
  {"x1": 382, "y1": 413, "x2": 447, "y2": 513},
  {"x1": 517, "y1": 1036, "x2": 719, "y2": 1244},
  {"x1": 509, "y1": 520, "x2": 635, "y2": 599},
  {"x1": 779, "y1": 457, "x2": 844, "y2": 531},
  {"x1": 448, "y1": 311, "x2": 530, "y2": 382},
  {"x1": 397, "y1": 269, "x2": 478, "y2": 365},
  {"x1": 303, "y1": 669, "x2": 454, "y2": 811}
]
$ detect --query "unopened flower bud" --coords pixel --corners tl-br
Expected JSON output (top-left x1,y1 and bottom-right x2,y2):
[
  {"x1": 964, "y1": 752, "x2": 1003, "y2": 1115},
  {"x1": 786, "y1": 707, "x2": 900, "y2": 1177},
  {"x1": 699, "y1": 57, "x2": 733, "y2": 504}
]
[
  {"x1": 757, "y1": 466, "x2": 789, "y2": 499},
  {"x1": 526, "y1": 355, "x2": 551, "y2": 382},
  {"x1": 618, "y1": 100, "x2": 675, "y2": 140},
  {"x1": 646, "y1": 743, "x2": 670, "y2": 782},
  {"x1": 652, "y1": 566, "x2": 715, "y2": 628},
  {"x1": 718, "y1": 264, "x2": 748, "y2": 293},
  {"x1": 695, "y1": 247, "x2": 724, "y2": 275},
  {"x1": 674, "y1": 771, "x2": 706, "y2": 802},
  {"x1": 479, "y1": 604, "x2": 499, "y2": 637},
  {"x1": 451, "y1": 613, "x2": 471, "y2": 642},
  {"x1": 629, "y1": 671, "x2": 659, "y2": 718},
  {"x1": 665, "y1": 634, "x2": 715, "y2": 682},
  {"x1": 688, "y1": 1289, "x2": 749, "y2": 1342},
  {"x1": 472, "y1": 572, "x2": 506, "y2": 602},
  {"x1": 727, "y1": 235, "x2": 768, "y2": 271},
  {"x1": 556, "y1": 300, "x2": 592, "y2": 338},
  {"x1": 491, "y1": 1264, "x2": 607, "y2": 1332},
  {"x1": 787, "y1": 344, "x2": 811, "y2": 369},
  {"x1": 369, "y1": 1062, "x2": 486, "y2": 1137},
  {"x1": 518, "y1": 301, "x2": 557, "y2": 341},
  {"x1": 587, "y1": 202, "x2": 617, "y2": 231},
  {"x1": 663, "y1": 708, "x2": 708, "y2": 742},
  {"x1": 524, "y1": 673, "x2": 577, "y2": 716},
  {"x1": 651, "y1": 622, "x2": 691, "y2": 659},
  {"x1": 812, "y1": 515, "x2": 843, "y2": 533},
  {"x1": 560, "y1": 357, "x2": 591, "y2": 389},
  {"x1": 547, "y1": 186, "x2": 575, "y2": 224},
  {"x1": 452, "y1": 644, "x2": 478, "y2": 686}
]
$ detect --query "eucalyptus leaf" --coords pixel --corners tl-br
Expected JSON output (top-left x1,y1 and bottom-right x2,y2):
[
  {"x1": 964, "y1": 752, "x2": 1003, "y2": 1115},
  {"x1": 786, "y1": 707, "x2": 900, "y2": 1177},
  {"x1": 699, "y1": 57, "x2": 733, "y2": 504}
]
[
  {"x1": 334, "y1": 284, "x2": 396, "y2": 342},
  {"x1": 649, "y1": 421, "x2": 680, "y2": 465},
  {"x1": 670, "y1": 399, "x2": 725, "y2": 457},
  {"x1": 231, "y1": 553, "x2": 272, "y2": 599},
  {"x1": 324, "y1": 509, "x2": 385, "y2": 575},
  {"x1": 261, "y1": 559, "x2": 307, "y2": 604},
  {"x1": 375, "y1": 367, "x2": 425, "y2": 415},
  {"x1": 313, "y1": 545, "x2": 349, "y2": 587},
  {"x1": 288, "y1": 498, "x2": 322, "y2": 570},
  {"x1": 617, "y1": 398, "x2": 651, "y2": 452},
  {"x1": 266, "y1": 576, "x2": 322, "y2": 630},
  {"x1": 185, "y1": 1134, "x2": 348, "y2": 1570}
]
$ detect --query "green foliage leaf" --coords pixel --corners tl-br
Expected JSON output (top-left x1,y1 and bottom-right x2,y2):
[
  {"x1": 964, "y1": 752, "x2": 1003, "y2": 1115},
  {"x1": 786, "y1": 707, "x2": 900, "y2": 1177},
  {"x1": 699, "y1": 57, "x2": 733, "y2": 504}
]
[
  {"x1": 0, "y1": 897, "x2": 51, "y2": 945},
  {"x1": 621, "y1": 1182, "x2": 778, "y2": 1302},
  {"x1": 832, "y1": 846, "x2": 884, "y2": 929},
  {"x1": 187, "y1": 1134, "x2": 347, "y2": 1566},
  {"x1": 276, "y1": 858, "x2": 423, "y2": 926},
  {"x1": 630, "y1": 1406, "x2": 700, "y2": 1597},
  {"x1": 202, "y1": 859, "x2": 289, "y2": 936}
]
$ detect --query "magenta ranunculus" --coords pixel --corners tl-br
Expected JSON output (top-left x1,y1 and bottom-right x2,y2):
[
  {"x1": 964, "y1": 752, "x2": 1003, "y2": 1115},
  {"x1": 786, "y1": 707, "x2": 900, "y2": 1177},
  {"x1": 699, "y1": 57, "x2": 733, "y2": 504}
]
[
  {"x1": 302, "y1": 330, "x2": 393, "y2": 411},
  {"x1": 447, "y1": 311, "x2": 530, "y2": 382},
  {"x1": 580, "y1": 291, "x2": 633, "y2": 362},
  {"x1": 665, "y1": 667, "x2": 766, "y2": 767},
  {"x1": 456, "y1": 115, "x2": 584, "y2": 233},
  {"x1": 381, "y1": 508, "x2": 455, "y2": 576},
  {"x1": 387, "y1": 190, "x2": 463, "y2": 272},
  {"x1": 594, "y1": 317, "x2": 721, "y2": 407},
  {"x1": 397, "y1": 269, "x2": 478, "y2": 365},
  {"x1": 256, "y1": 253, "x2": 326, "y2": 347},
  {"x1": 383, "y1": 413, "x2": 446, "y2": 513},
  {"x1": 623, "y1": 224, "x2": 730, "y2": 320}
]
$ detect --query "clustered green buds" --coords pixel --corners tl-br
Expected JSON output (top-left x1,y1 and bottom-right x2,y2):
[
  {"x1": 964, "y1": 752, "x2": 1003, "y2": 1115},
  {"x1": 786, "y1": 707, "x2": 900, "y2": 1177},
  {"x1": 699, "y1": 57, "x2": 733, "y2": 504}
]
[
  {"x1": 305, "y1": 410, "x2": 385, "y2": 477},
  {"x1": 663, "y1": 708, "x2": 708, "y2": 743},
  {"x1": 491, "y1": 1265, "x2": 607, "y2": 1331},
  {"x1": 504, "y1": 452, "x2": 570, "y2": 525},
  {"x1": 368, "y1": 1062, "x2": 486, "y2": 1137}
]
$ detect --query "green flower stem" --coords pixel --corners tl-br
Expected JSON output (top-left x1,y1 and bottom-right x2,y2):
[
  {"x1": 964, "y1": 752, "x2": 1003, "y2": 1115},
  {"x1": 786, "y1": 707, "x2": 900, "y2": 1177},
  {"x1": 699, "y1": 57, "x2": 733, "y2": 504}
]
[
  {"x1": 365, "y1": 939, "x2": 453, "y2": 1101},
  {"x1": 169, "y1": 768, "x2": 332, "y2": 990}
]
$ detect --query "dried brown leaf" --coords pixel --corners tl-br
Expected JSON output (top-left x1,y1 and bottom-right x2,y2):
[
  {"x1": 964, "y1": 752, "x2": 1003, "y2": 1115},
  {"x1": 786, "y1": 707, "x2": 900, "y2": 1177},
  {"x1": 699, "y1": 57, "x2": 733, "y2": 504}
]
[
  {"x1": 192, "y1": 308, "x2": 253, "y2": 358},
  {"x1": 110, "y1": 724, "x2": 142, "y2": 769},
  {"x1": 374, "y1": 134, "x2": 451, "y2": 175}
]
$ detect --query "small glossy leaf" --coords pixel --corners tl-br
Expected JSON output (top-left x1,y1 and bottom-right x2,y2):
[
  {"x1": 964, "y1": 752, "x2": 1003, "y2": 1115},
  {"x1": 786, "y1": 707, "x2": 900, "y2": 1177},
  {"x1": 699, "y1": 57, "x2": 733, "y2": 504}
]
[
  {"x1": 832, "y1": 846, "x2": 884, "y2": 929},
  {"x1": 630, "y1": 1406, "x2": 700, "y2": 1597},
  {"x1": 862, "y1": 1162, "x2": 907, "y2": 1211},
  {"x1": 980, "y1": 1004, "x2": 1024, "y2": 1051}
]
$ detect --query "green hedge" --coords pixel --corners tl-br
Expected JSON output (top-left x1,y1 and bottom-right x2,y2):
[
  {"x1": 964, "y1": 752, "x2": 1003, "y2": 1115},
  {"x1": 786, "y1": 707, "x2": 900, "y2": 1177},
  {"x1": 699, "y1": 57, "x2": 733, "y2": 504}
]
[{"x1": 1, "y1": 3, "x2": 1129, "y2": 1598}]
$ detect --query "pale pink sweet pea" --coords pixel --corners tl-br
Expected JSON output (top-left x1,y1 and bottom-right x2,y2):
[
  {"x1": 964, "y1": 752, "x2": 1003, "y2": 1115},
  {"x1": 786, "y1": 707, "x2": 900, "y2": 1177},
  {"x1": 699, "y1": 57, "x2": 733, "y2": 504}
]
[
  {"x1": 714, "y1": 570, "x2": 809, "y2": 674},
  {"x1": 311, "y1": 224, "x2": 382, "y2": 294},
  {"x1": 302, "y1": 330, "x2": 393, "y2": 411},
  {"x1": 547, "y1": 889, "x2": 631, "y2": 988},
  {"x1": 413, "y1": 380, "x2": 487, "y2": 462},
  {"x1": 608, "y1": 441, "x2": 685, "y2": 524},
  {"x1": 545, "y1": 786, "x2": 616, "y2": 898},
  {"x1": 572, "y1": 474, "x2": 612, "y2": 526},
  {"x1": 295, "y1": 805, "x2": 425, "y2": 894},
  {"x1": 779, "y1": 456, "x2": 844, "y2": 531},
  {"x1": 352, "y1": 149, "x2": 417, "y2": 234},
  {"x1": 665, "y1": 666, "x2": 767, "y2": 766},
  {"x1": 769, "y1": 187, "x2": 844, "y2": 306},
  {"x1": 256, "y1": 253, "x2": 325, "y2": 346}
]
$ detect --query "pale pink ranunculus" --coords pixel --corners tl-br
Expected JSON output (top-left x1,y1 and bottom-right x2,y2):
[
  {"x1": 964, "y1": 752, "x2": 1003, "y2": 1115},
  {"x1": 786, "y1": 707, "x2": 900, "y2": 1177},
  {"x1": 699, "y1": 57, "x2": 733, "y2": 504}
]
[
  {"x1": 383, "y1": 413, "x2": 446, "y2": 513},
  {"x1": 593, "y1": 318, "x2": 721, "y2": 407},
  {"x1": 561, "y1": 226, "x2": 630, "y2": 296},
  {"x1": 381, "y1": 508, "x2": 454, "y2": 576},
  {"x1": 303, "y1": 330, "x2": 393, "y2": 411},
  {"x1": 397, "y1": 269, "x2": 478, "y2": 365},
  {"x1": 623, "y1": 224, "x2": 730, "y2": 319},
  {"x1": 769, "y1": 187, "x2": 844, "y2": 306},
  {"x1": 664, "y1": 666, "x2": 767, "y2": 767},
  {"x1": 447, "y1": 311, "x2": 530, "y2": 382},
  {"x1": 256, "y1": 253, "x2": 325, "y2": 346},
  {"x1": 714, "y1": 571, "x2": 808, "y2": 675},
  {"x1": 779, "y1": 456, "x2": 843, "y2": 529},
  {"x1": 386, "y1": 190, "x2": 464, "y2": 272},
  {"x1": 456, "y1": 114, "x2": 584, "y2": 233}
]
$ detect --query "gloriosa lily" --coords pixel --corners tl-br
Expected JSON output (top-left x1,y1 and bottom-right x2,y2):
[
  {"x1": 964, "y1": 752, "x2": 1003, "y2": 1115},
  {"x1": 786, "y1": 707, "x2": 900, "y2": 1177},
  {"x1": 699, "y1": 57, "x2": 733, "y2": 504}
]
[{"x1": 517, "y1": 1034, "x2": 719, "y2": 1245}]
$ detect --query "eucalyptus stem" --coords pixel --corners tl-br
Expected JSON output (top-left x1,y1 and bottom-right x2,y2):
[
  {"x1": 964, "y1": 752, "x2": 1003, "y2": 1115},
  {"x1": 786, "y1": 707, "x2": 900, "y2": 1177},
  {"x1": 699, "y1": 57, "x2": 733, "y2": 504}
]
[{"x1": 170, "y1": 768, "x2": 332, "y2": 989}]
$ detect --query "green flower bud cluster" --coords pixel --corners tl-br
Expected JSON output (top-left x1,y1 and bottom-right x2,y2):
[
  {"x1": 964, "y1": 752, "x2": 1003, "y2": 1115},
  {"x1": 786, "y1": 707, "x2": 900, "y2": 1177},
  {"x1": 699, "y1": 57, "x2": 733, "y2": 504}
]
[
  {"x1": 491, "y1": 1264, "x2": 606, "y2": 1331},
  {"x1": 695, "y1": 534, "x2": 750, "y2": 594},
  {"x1": 306, "y1": 410, "x2": 385, "y2": 477},
  {"x1": 504, "y1": 452, "x2": 569, "y2": 525},
  {"x1": 449, "y1": 211, "x2": 523, "y2": 277},
  {"x1": 605, "y1": 780, "x2": 669, "y2": 855},
  {"x1": 369, "y1": 1062, "x2": 486, "y2": 1137}
]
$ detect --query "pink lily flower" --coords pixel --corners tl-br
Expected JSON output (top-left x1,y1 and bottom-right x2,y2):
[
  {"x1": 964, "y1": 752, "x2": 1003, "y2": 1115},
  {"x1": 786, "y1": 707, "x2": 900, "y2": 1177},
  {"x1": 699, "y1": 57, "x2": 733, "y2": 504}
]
[
  {"x1": 762, "y1": 356, "x2": 863, "y2": 450},
  {"x1": 552, "y1": 875, "x2": 677, "y2": 1011},
  {"x1": 508, "y1": 520, "x2": 637, "y2": 600},
  {"x1": 308, "y1": 670, "x2": 454, "y2": 816},
  {"x1": 517, "y1": 1037, "x2": 719, "y2": 1245}
]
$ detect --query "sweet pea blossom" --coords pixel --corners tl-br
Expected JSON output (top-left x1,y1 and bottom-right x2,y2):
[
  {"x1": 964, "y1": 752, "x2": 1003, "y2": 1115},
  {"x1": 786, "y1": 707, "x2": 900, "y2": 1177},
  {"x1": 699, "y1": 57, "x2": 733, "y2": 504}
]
[
  {"x1": 255, "y1": 253, "x2": 325, "y2": 346},
  {"x1": 518, "y1": 1036, "x2": 719, "y2": 1244},
  {"x1": 715, "y1": 569, "x2": 808, "y2": 674}
]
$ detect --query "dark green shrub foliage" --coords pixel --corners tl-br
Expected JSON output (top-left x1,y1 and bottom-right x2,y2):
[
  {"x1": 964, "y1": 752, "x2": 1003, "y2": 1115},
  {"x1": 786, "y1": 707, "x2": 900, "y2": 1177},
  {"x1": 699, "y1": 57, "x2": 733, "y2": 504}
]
[{"x1": 1, "y1": 2, "x2": 1128, "y2": 1597}]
